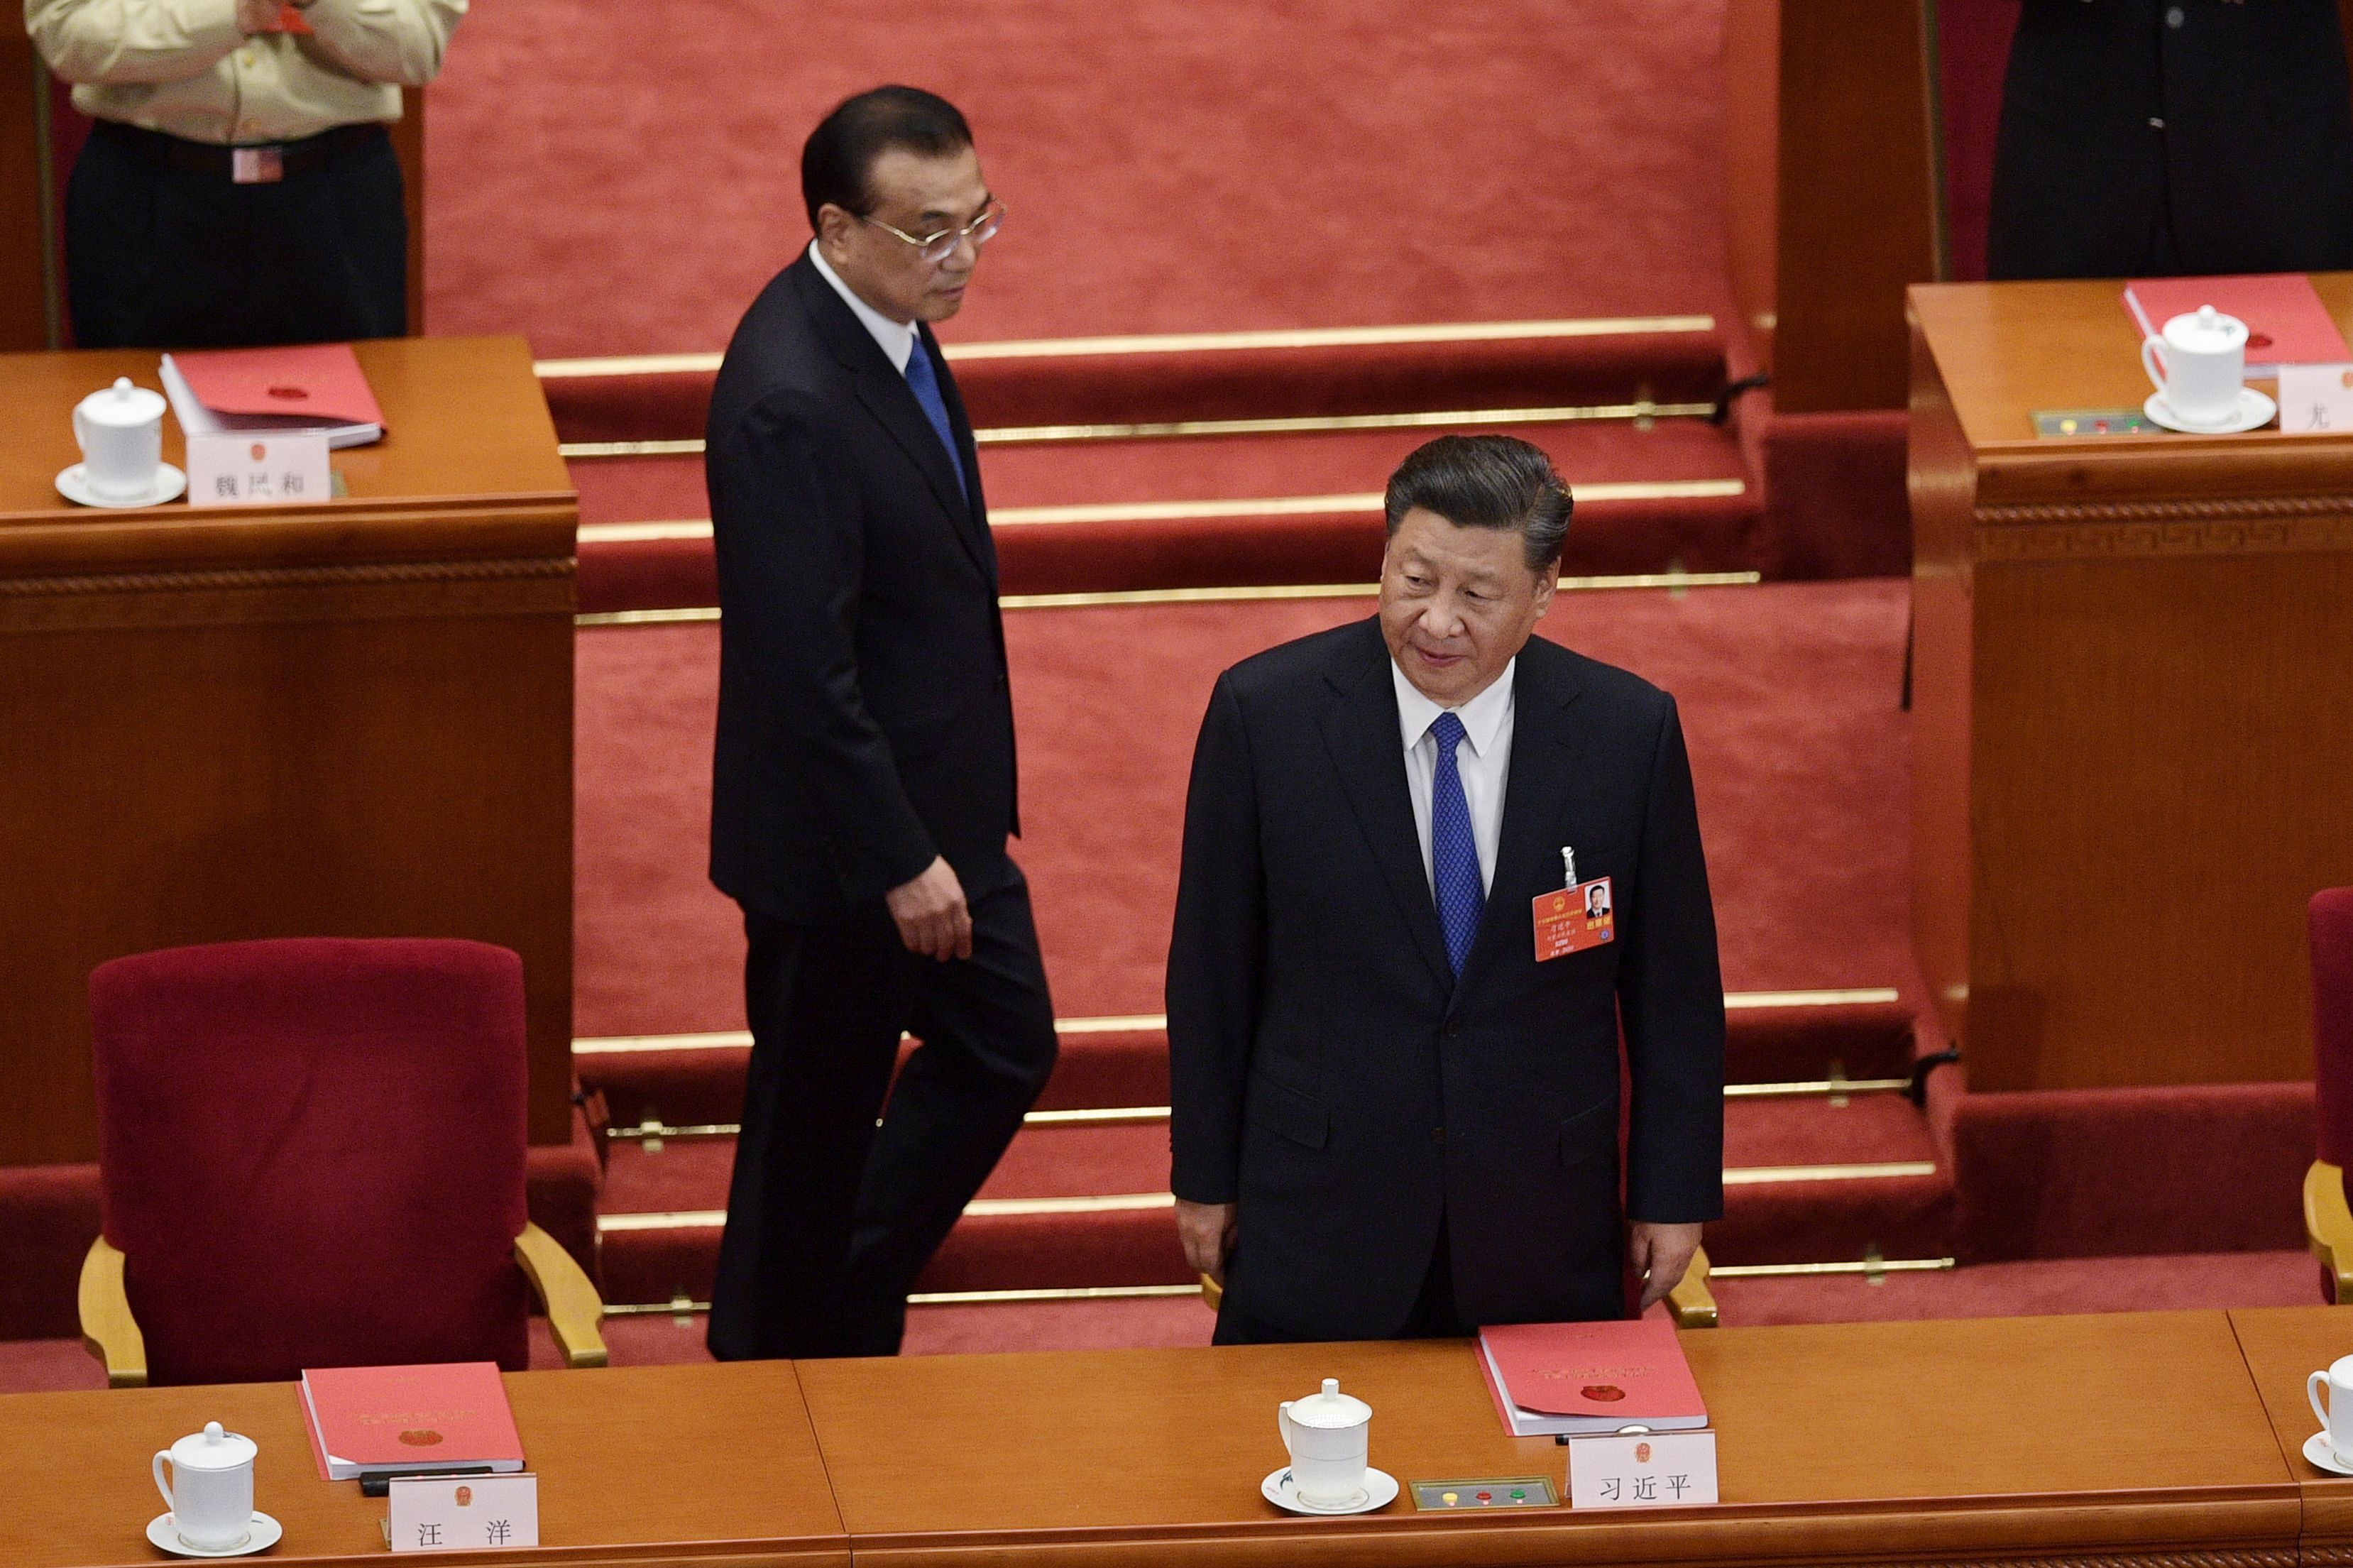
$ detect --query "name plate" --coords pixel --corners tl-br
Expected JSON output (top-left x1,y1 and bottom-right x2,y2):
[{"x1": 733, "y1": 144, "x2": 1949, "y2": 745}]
[
  {"x1": 388, "y1": 1473, "x2": 539, "y2": 1552},
  {"x1": 1564, "y1": 1430, "x2": 1717, "y2": 1510},
  {"x1": 2276, "y1": 363, "x2": 2353, "y2": 434},
  {"x1": 186, "y1": 431, "x2": 330, "y2": 508}
]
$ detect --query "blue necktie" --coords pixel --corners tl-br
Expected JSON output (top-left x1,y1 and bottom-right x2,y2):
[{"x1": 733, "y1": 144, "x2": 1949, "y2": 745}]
[
  {"x1": 903, "y1": 334, "x2": 967, "y2": 503},
  {"x1": 1430, "y1": 711, "x2": 1483, "y2": 976}
]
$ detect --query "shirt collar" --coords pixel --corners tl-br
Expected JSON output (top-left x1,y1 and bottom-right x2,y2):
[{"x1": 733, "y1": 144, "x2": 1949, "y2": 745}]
[
  {"x1": 808, "y1": 240, "x2": 917, "y2": 373},
  {"x1": 1393, "y1": 655, "x2": 1516, "y2": 757}
]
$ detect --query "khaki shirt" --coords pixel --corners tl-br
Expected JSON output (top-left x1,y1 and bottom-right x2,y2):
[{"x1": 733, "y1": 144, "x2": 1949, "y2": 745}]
[{"x1": 26, "y1": 0, "x2": 466, "y2": 146}]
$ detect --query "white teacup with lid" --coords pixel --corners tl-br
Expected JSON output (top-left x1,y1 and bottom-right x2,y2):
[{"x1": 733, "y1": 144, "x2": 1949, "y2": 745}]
[
  {"x1": 153, "y1": 1420, "x2": 256, "y2": 1552},
  {"x1": 72, "y1": 376, "x2": 168, "y2": 500},
  {"x1": 1278, "y1": 1378, "x2": 1371, "y2": 1506},
  {"x1": 2141, "y1": 304, "x2": 2248, "y2": 427}
]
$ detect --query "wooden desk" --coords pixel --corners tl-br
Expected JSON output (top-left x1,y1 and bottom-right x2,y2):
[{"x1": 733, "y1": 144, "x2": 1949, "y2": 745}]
[
  {"x1": 0, "y1": 338, "x2": 578, "y2": 1161},
  {"x1": 2, "y1": 1362, "x2": 846, "y2": 1568},
  {"x1": 2228, "y1": 1305, "x2": 2353, "y2": 1556},
  {"x1": 800, "y1": 1314, "x2": 2296, "y2": 1568},
  {"x1": 1909, "y1": 278, "x2": 2353, "y2": 1090}
]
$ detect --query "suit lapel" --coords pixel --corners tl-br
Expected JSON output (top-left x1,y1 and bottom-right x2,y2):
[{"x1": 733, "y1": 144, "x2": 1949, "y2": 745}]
[
  {"x1": 793, "y1": 263, "x2": 992, "y2": 581},
  {"x1": 1319, "y1": 625, "x2": 1454, "y2": 991},
  {"x1": 1452, "y1": 641, "x2": 1589, "y2": 999}
]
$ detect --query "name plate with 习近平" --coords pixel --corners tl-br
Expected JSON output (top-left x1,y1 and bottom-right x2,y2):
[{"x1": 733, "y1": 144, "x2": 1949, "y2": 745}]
[
  {"x1": 185, "y1": 430, "x2": 330, "y2": 508},
  {"x1": 1564, "y1": 1429, "x2": 1718, "y2": 1509}
]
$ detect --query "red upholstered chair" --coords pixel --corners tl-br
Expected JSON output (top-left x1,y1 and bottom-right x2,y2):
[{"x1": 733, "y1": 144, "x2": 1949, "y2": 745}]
[
  {"x1": 2305, "y1": 889, "x2": 2353, "y2": 1301},
  {"x1": 77, "y1": 938, "x2": 605, "y2": 1387}
]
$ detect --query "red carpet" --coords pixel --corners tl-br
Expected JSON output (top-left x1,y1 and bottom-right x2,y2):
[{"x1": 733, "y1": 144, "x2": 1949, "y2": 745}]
[
  {"x1": 574, "y1": 579, "x2": 1911, "y2": 1036},
  {"x1": 426, "y1": 1, "x2": 1733, "y2": 356}
]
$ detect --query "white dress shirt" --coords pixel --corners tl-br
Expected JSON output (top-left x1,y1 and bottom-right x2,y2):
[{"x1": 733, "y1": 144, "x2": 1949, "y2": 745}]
[
  {"x1": 1393, "y1": 657, "x2": 1515, "y2": 897},
  {"x1": 808, "y1": 241, "x2": 916, "y2": 373}
]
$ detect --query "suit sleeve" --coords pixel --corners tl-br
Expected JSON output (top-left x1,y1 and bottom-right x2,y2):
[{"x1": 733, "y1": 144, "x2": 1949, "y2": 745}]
[
  {"x1": 1166, "y1": 672, "x2": 1265, "y2": 1206},
  {"x1": 710, "y1": 388, "x2": 936, "y2": 903},
  {"x1": 1618, "y1": 694, "x2": 1726, "y2": 1224}
]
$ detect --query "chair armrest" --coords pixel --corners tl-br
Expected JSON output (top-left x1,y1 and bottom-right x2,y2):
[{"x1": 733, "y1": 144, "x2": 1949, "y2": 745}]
[
  {"x1": 514, "y1": 1223, "x2": 607, "y2": 1369},
  {"x1": 1667, "y1": 1243, "x2": 1718, "y2": 1329},
  {"x1": 77, "y1": 1238, "x2": 148, "y2": 1388},
  {"x1": 2307, "y1": 1161, "x2": 2353, "y2": 1303}
]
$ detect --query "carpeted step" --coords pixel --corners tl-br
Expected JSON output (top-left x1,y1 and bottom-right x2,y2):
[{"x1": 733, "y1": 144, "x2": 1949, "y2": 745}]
[
  {"x1": 540, "y1": 327, "x2": 1729, "y2": 446},
  {"x1": 1711, "y1": 1249, "x2": 2321, "y2": 1327}
]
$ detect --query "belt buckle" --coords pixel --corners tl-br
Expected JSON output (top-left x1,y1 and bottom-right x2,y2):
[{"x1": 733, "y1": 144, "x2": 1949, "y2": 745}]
[{"x1": 231, "y1": 146, "x2": 284, "y2": 184}]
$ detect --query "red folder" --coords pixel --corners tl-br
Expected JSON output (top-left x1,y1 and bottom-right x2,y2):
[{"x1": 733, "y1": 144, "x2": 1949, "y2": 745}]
[
  {"x1": 170, "y1": 342, "x2": 385, "y2": 427},
  {"x1": 1478, "y1": 1317, "x2": 1707, "y2": 1436},
  {"x1": 299, "y1": 1362, "x2": 525, "y2": 1481},
  {"x1": 2122, "y1": 274, "x2": 2350, "y2": 377}
]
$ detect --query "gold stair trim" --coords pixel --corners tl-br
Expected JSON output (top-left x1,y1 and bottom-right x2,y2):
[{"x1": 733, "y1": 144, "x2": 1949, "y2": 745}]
[{"x1": 1721, "y1": 1162, "x2": 1938, "y2": 1185}]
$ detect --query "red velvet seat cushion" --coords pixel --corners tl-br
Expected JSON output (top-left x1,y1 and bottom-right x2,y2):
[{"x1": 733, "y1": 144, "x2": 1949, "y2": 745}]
[
  {"x1": 89, "y1": 939, "x2": 531, "y2": 1385},
  {"x1": 2315, "y1": 890, "x2": 2353, "y2": 1168}
]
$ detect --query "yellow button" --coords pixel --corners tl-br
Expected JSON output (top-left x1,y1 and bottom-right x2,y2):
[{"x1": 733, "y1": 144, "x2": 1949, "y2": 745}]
[{"x1": 1441, "y1": 1492, "x2": 1457, "y2": 1504}]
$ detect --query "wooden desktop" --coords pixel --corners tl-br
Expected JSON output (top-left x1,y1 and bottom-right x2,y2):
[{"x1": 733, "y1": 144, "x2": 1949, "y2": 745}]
[
  {"x1": 1909, "y1": 277, "x2": 2353, "y2": 1090},
  {"x1": 8, "y1": 1308, "x2": 2344, "y2": 1568},
  {"x1": 0, "y1": 336, "x2": 578, "y2": 1163}
]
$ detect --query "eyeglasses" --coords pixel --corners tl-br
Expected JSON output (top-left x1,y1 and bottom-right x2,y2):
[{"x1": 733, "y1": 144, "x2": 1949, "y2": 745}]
[{"x1": 861, "y1": 201, "x2": 1007, "y2": 265}]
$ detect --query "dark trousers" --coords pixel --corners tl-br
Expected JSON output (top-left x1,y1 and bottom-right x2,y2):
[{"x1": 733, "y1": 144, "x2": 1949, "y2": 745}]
[
  {"x1": 65, "y1": 121, "x2": 407, "y2": 349},
  {"x1": 1214, "y1": 1216, "x2": 1472, "y2": 1344},
  {"x1": 707, "y1": 867, "x2": 1058, "y2": 1360}
]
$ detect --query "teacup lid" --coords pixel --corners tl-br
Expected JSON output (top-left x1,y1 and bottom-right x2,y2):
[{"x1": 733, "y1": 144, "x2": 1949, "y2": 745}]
[
  {"x1": 1285, "y1": 1378, "x2": 1371, "y2": 1428},
  {"x1": 77, "y1": 376, "x2": 166, "y2": 427},
  {"x1": 2163, "y1": 304, "x2": 2247, "y2": 351},
  {"x1": 169, "y1": 1421, "x2": 256, "y2": 1469}
]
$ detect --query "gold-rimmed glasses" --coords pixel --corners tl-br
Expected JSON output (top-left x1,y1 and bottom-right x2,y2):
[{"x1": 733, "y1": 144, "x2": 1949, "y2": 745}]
[{"x1": 861, "y1": 201, "x2": 1007, "y2": 265}]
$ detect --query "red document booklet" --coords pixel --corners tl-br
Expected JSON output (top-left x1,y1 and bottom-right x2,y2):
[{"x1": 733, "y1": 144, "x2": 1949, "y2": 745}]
[
  {"x1": 2122, "y1": 273, "x2": 2351, "y2": 378},
  {"x1": 1478, "y1": 1317, "x2": 1708, "y2": 1437},
  {"x1": 299, "y1": 1362, "x2": 525, "y2": 1481},
  {"x1": 161, "y1": 342, "x2": 385, "y2": 448}
]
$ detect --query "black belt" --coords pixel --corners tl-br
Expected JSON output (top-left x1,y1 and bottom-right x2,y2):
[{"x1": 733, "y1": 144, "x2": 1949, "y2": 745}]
[{"x1": 90, "y1": 117, "x2": 387, "y2": 184}]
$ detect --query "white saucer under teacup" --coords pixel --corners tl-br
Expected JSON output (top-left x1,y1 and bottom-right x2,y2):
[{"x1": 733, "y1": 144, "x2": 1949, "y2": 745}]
[
  {"x1": 2144, "y1": 386, "x2": 2276, "y2": 436},
  {"x1": 145, "y1": 1511, "x2": 281, "y2": 1557},
  {"x1": 1261, "y1": 1464, "x2": 1400, "y2": 1515},
  {"x1": 2306, "y1": 1432, "x2": 2353, "y2": 1477},
  {"x1": 56, "y1": 460, "x2": 185, "y2": 508}
]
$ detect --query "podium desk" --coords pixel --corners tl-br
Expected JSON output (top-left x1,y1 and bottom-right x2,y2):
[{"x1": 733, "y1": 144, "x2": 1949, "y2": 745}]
[
  {"x1": 801, "y1": 1314, "x2": 2293, "y2": 1568},
  {"x1": 3, "y1": 1361, "x2": 847, "y2": 1568},
  {"x1": 2228, "y1": 1306, "x2": 2353, "y2": 1545},
  {"x1": 0, "y1": 338, "x2": 577, "y2": 1163},
  {"x1": 1909, "y1": 278, "x2": 2353, "y2": 1090}
]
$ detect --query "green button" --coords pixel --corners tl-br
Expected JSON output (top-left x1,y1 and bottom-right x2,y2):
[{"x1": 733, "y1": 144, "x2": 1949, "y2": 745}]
[{"x1": 1510, "y1": 1488, "x2": 1525, "y2": 1499}]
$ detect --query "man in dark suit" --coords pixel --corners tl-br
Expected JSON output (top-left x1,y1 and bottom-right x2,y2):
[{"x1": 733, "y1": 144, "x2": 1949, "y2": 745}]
[
  {"x1": 1168, "y1": 435, "x2": 1724, "y2": 1343},
  {"x1": 703, "y1": 86, "x2": 1053, "y2": 1359},
  {"x1": 1989, "y1": 0, "x2": 2353, "y2": 279}
]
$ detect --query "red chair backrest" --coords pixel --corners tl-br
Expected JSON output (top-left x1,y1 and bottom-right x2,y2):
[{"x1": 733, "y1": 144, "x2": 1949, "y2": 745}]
[
  {"x1": 2315, "y1": 890, "x2": 2353, "y2": 1168},
  {"x1": 89, "y1": 938, "x2": 531, "y2": 1385}
]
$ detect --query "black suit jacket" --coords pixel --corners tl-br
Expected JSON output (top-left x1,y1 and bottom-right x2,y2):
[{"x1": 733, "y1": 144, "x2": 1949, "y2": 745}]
[
  {"x1": 1990, "y1": 0, "x2": 2353, "y2": 278},
  {"x1": 1167, "y1": 620, "x2": 1725, "y2": 1337},
  {"x1": 706, "y1": 254, "x2": 1018, "y2": 923}
]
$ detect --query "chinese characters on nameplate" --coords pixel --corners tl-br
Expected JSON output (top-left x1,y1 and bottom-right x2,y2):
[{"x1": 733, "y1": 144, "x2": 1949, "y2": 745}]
[
  {"x1": 388, "y1": 1473, "x2": 539, "y2": 1552},
  {"x1": 185, "y1": 432, "x2": 331, "y2": 509},
  {"x1": 2276, "y1": 364, "x2": 2353, "y2": 434},
  {"x1": 1564, "y1": 1430, "x2": 1718, "y2": 1510}
]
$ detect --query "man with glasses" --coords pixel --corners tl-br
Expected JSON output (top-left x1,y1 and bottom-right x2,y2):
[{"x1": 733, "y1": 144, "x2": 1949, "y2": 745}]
[{"x1": 705, "y1": 85, "x2": 1044, "y2": 1359}]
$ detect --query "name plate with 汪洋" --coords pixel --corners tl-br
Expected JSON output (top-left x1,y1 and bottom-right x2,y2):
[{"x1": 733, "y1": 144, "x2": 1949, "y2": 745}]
[
  {"x1": 185, "y1": 430, "x2": 330, "y2": 508},
  {"x1": 1565, "y1": 1429, "x2": 1718, "y2": 1510},
  {"x1": 2276, "y1": 363, "x2": 2353, "y2": 434},
  {"x1": 388, "y1": 1473, "x2": 539, "y2": 1552}
]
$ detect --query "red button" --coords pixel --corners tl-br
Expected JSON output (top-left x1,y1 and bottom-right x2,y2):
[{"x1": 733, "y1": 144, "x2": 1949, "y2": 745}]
[{"x1": 1476, "y1": 1491, "x2": 1492, "y2": 1502}]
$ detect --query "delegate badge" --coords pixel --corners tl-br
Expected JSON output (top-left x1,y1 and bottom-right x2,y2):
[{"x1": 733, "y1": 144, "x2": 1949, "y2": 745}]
[{"x1": 1534, "y1": 877, "x2": 1613, "y2": 960}]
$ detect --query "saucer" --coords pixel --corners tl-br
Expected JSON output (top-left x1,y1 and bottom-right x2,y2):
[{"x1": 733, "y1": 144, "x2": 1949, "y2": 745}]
[
  {"x1": 2144, "y1": 386, "x2": 2276, "y2": 435},
  {"x1": 1261, "y1": 1465, "x2": 1400, "y2": 1515},
  {"x1": 56, "y1": 461, "x2": 186, "y2": 509},
  {"x1": 2306, "y1": 1432, "x2": 2353, "y2": 1477},
  {"x1": 145, "y1": 1511, "x2": 281, "y2": 1557}
]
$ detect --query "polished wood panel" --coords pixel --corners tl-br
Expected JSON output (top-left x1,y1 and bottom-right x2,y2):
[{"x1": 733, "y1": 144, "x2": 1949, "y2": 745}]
[
  {"x1": 1722, "y1": 0, "x2": 1943, "y2": 412},
  {"x1": 0, "y1": 337, "x2": 578, "y2": 1163},
  {"x1": 799, "y1": 1314, "x2": 2296, "y2": 1568},
  {"x1": 0, "y1": 1363, "x2": 848, "y2": 1568},
  {"x1": 1909, "y1": 278, "x2": 2353, "y2": 1089},
  {"x1": 2230, "y1": 1305, "x2": 2353, "y2": 1554}
]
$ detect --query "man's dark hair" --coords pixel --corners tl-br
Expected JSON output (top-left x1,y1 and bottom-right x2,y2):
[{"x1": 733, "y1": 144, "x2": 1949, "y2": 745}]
[
  {"x1": 801, "y1": 86, "x2": 973, "y2": 230},
  {"x1": 1383, "y1": 434, "x2": 1573, "y2": 574}
]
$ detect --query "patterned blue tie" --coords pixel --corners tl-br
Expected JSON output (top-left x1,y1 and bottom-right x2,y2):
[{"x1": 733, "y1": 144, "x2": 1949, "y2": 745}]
[
  {"x1": 1430, "y1": 711, "x2": 1484, "y2": 976},
  {"x1": 903, "y1": 334, "x2": 968, "y2": 503}
]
